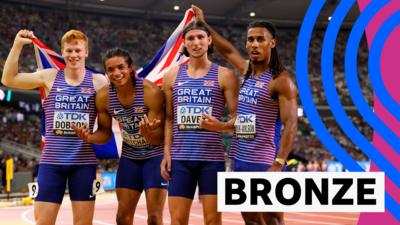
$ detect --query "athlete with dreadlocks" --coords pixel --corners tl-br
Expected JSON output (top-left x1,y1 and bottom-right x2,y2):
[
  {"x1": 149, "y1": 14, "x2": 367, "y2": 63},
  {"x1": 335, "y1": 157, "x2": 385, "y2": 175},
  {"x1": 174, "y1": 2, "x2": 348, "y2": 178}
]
[{"x1": 193, "y1": 6, "x2": 298, "y2": 225}]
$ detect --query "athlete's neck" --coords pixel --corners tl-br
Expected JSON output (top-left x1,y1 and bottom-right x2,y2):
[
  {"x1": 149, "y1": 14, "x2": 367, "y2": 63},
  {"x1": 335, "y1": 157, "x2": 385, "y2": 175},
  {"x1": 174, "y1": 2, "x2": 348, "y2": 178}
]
[
  {"x1": 251, "y1": 62, "x2": 269, "y2": 77},
  {"x1": 187, "y1": 57, "x2": 212, "y2": 78},
  {"x1": 117, "y1": 78, "x2": 135, "y2": 99},
  {"x1": 64, "y1": 67, "x2": 86, "y2": 85}
]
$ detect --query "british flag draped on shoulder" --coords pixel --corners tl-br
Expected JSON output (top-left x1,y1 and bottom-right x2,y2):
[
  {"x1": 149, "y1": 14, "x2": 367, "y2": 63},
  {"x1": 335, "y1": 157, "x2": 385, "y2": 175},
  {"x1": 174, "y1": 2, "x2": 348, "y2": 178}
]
[{"x1": 32, "y1": 9, "x2": 195, "y2": 159}]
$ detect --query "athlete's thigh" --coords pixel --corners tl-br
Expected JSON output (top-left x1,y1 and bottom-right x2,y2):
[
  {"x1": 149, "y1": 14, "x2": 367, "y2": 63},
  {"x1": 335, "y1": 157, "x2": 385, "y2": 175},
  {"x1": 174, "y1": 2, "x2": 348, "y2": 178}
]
[
  {"x1": 68, "y1": 165, "x2": 97, "y2": 201},
  {"x1": 116, "y1": 188, "x2": 142, "y2": 215},
  {"x1": 116, "y1": 156, "x2": 144, "y2": 192},
  {"x1": 198, "y1": 161, "x2": 225, "y2": 195},
  {"x1": 142, "y1": 155, "x2": 168, "y2": 190},
  {"x1": 35, "y1": 164, "x2": 67, "y2": 204},
  {"x1": 145, "y1": 188, "x2": 167, "y2": 213},
  {"x1": 168, "y1": 196, "x2": 193, "y2": 224},
  {"x1": 34, "y1": 201, "x2": 61, "y2": 225},
  {"x1": 71, "y1": 200, "x2": 95, "y2": 225},
  {"x1": 168, "y1": 160, "x2": 198, "y2": 199},
  {"x1": 200, "y1": 195, "x2": 221, "y2": 225}
]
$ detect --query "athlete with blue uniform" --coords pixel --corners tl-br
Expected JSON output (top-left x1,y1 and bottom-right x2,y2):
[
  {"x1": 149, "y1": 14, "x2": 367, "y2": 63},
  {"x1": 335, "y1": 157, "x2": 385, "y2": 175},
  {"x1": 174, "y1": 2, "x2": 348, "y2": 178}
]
[
  {"x1": 193, "y1": 6, "x2": 298, "y2": 225},
  {"x1": 2, "y1": 30, "x2": 109, "y2": 225},
  {"x1": 161, "y1": 21, "x2": 239, "y2": 225},
  {"x1": 73, "y1": 48, "x2": 166, "y2": 225}
]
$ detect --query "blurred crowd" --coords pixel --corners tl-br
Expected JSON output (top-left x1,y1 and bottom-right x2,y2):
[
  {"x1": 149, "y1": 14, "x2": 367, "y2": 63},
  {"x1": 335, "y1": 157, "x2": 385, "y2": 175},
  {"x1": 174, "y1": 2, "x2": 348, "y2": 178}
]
[
  {"x1": 0, "y1": 2, "x2": 373, "y2": 176},
  {"x1": 0, "y1": 105, "x2": 42, "y2": 150},
  {"x1": 0, "y1": 2, "x2": 373, "y2": 106}
]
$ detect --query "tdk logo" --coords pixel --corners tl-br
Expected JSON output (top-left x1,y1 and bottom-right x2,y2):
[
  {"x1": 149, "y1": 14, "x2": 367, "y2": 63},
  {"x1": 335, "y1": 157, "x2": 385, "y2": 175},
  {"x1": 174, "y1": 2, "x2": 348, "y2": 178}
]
[
  {"x1": 183, "y1": 106, "x2": 210, "y2": 114},
  {"x1": 63, "y1": 112, "x2": 87, "y2": 120},
  {"x1": 237, "y1": 115, "x2": 255, "y2": 123}
]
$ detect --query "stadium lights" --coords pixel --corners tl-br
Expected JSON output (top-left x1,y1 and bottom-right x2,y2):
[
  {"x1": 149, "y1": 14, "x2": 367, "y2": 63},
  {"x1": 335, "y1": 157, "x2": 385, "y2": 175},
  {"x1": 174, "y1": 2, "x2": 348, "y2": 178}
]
[
  {"x1": 0, "y1": 89, "x2": 5, "y2": 101},
  {"x1": 328, "y1": 16, "x2": 332, "y2": 21},
  {"x1": 174, "y1": 5, "x2": 180, "y2": 11},
  {"x1": 6, "y1": 89, "x2": 12, "y2": 102},
  {"x1": 249, "y1": 12, "x2": 256, "y2": 17},
  {"x1": 297, "y1": 107, "x2": 303, "y2": 117}
]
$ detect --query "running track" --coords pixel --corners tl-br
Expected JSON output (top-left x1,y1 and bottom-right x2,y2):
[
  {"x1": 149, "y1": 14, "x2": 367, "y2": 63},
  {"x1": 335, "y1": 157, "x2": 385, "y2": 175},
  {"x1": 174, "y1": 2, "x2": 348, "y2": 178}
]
[{"x1": 0, "y1": 193, "x2": 360, "y2": 225}]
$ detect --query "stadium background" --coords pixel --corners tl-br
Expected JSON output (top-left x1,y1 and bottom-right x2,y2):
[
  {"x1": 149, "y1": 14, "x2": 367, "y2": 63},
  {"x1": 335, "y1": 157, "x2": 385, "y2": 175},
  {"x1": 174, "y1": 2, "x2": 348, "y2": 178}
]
[{"x1": 0, "y1": 0, "x2": 373, "y2": 224}]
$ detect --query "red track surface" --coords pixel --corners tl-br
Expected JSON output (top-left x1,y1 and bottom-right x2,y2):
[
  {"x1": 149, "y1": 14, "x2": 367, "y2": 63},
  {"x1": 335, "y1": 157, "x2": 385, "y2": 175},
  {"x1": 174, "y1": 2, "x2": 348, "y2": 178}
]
[{"x1": 0, "y1": 193, "x2": 360, "y2": 225}]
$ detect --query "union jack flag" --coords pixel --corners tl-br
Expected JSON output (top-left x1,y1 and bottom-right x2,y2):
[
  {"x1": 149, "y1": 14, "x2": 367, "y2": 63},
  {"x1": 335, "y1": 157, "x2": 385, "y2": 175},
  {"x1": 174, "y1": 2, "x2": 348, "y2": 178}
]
[
  {"x1": 32, "y1": 9, "x2": 195, "y2": 158},
  {"x1": 136, "y1": 9, "x2": 194, "y2": 84},
  {"x1": 255, "y1": 81, "x2": 265, "y2": 88},
  {"x1": 134, "y1": 106, "x2": 144, "y2": 113},
  {"x1": 203, "y1": 80, "x2": 214, "y2": 87}
]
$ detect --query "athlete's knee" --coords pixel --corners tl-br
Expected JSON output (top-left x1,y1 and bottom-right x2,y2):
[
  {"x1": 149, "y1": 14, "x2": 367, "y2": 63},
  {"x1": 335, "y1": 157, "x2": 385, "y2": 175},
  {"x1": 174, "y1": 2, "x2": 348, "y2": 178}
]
[
  {"x1": 243, "y1": 218, "x2": 265, "y2": 225},
  {"x1": 170, "y1": 211, "x2": 189, "y2": 225},
  {"x1": 241, "y1": 212, "x2": 266, "y2": 225},
  {"x1": 35, "y1": 219, "x2": 54, "y2": 225},
  {"x1": 263, "y1": 212, "x2": 284, "y2": 225},
  {"x1": 73, "y1": 219, "x2": 93, "y2": 225},
  {"x1": 116, "y1": 212, "x2": 132, "y2": 225},
  {"x1": 203, "y1": 212, "x2": 221, "y2": 225},
  {"x1": 264, "y1": 218, "x2": 284, "y2": 225},
  {"x1": 147, "y1": 212, "x2": 162, "y2": 225},
  {"x1": 35, "y1": 213, "x2": 56, "y2": 225}
]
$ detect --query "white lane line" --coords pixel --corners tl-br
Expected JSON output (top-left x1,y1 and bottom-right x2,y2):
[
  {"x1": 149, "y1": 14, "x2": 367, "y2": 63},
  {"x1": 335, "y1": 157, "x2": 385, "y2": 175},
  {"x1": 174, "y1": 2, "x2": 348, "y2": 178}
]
[
  {"x1": 21, "y1": 208, "x2": 35, "y2": 225},
  {"x1": 93, "y1": 219, "x2": 114, "y2": 225}
]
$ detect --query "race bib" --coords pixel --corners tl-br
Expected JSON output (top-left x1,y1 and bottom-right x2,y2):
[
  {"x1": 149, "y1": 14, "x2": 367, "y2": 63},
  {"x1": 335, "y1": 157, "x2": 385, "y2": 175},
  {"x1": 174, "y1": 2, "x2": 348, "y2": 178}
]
[
  {"x1": 122, "y1": 131, "x2": 150, "y2": 148},
  {"x1": 53, "y1": 111, "x2": 90, "y2": 136},
  {"x1": 27, "y1": 182, "x2": 39, "y2": 198},
  {"x1": 235, "y1": 114, "x2": 256, "y2": 140},
  {"x1": 92, "y1": 179, "x2": 104, "y2": 196},
  {"x1": 177, "y1": 105, "x2": 212, "y2": 131}
]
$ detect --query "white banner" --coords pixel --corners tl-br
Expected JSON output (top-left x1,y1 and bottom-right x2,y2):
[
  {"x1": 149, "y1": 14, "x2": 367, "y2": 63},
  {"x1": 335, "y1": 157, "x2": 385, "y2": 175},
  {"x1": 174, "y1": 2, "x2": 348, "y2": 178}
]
[{"x1": 218, "y1": 172, "x2": 384, "y2": 212}]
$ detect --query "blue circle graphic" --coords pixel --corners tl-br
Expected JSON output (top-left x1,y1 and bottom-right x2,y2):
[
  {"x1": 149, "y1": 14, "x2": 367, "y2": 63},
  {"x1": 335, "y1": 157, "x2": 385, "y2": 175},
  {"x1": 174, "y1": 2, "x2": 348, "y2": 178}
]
[
  {"x1": 369, "y1": 11, "x2": 400, "y2": 120},
  {"x1": 322, "y1": 0, "x2": 399, "y2": 185},
  {"x1": 297, "y1": 0, "x2": 400, "y2": 218},
  {"x1": 345, "y1": 0, "x2": 400, "y2": 155},
  {"x1": 296, "y1": 0, "x2": 363, "y2": 173}
]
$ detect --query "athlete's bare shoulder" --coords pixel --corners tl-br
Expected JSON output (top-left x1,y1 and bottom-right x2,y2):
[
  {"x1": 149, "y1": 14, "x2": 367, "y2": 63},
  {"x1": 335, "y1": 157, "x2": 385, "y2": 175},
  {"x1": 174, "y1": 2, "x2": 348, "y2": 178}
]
[
  {"x1": 270, "y1": 70, "x2": 297, "y2": 98},
  {"x1": 37, "y1": 68, "x2": 58, "y2": 95},
  {"x1": 92, "y1": 73, "x2": 109, "y2": 91},
  {"x1": 164, "y1": 66, "x2": 179, "y2": 79},
  {"x1": 163, "y1": 66, "x2": 180, "y2": 88},
  {"x1": 41, "y1": 68, "x2": 59, "y2": 76},
  {"x1": 96, "y1": 84, "x2": 110, "y2": 99},
  {"x1": 217, "y1": 65, "x2": 239, "y2": 90},
  {"x1": 143, "y1": 79, "x2": 164, "y2": 108},
  {"x1": 218, "y1": 66, "x2": 236, "y2": 77},
  {"x1": 143, "y1": 79, "x2": 162, "y2": 95}
]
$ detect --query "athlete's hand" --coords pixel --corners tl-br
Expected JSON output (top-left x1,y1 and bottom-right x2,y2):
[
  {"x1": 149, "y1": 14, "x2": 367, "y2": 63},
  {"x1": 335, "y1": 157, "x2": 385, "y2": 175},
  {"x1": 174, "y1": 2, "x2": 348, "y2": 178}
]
[
  {"x1": 160, "y1": 155, "x2": 172, "y2": 181},
  {"x1": 192, "y1": 5, "x2": 205, "y2": 22},
  {"x1": 139, "y1": 114, "x2": 161, "y2": 141},
  {"x1": 72, "y1": 123, "x2": 92, "y2": 143},
  {"x1": 200, "y1": 114, "x2": 225, "y2": 132},
  {"x1": 267, "y1": 162, "x2": 284, "y2": 172},
  {"x1": 139, "y1": 114, "x2": 161, "y2": 132},
  {"x1": 14, "y1": 30, "x2": 34, "y2": 47}
]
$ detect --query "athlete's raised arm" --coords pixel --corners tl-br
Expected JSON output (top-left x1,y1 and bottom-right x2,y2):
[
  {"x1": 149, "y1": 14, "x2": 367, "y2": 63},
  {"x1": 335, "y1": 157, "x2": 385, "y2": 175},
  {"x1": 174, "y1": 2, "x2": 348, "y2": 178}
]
[
  {"x1": 192, "y1": 5, "x2": 248, "y2": 75},
  {"x1": 2, "y1": 29, "x2": 57, "y2": 94}
]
